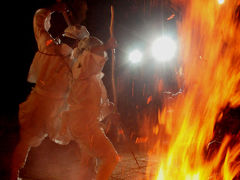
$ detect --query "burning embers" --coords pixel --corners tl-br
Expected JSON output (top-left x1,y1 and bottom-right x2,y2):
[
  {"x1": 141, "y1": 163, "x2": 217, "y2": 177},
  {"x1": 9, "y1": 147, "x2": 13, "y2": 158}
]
[{"x1": 143, "y1": 0, "x2": 240, "y2": 179}]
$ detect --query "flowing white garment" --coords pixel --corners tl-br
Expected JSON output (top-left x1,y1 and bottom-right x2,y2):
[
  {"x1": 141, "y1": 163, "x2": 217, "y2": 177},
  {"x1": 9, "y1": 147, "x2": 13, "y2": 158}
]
[
  {"x1": 19, "y1": 8, "x2": 73, "y2": 144},
  {"x1": 60, "y1": 50, "x2": 113, "y2": 144}
]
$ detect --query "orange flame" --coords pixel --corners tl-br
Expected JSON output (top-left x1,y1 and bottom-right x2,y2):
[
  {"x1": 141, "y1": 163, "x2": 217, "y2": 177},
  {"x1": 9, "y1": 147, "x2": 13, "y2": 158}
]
[
  {"x1": 136, "y1": 137, "x2": 149, "y2": 144},
  {"x1": 142, "y1": 0, "x2": 240, "y2": 179},
  {"x1": 147, "y1": 96, "x2": 153, "y2": 104},
  {"x1": 167, "y1": 14, "x2": 176, "y2": 21},
  {"x1": 118, "y1": 128, "x2": 124, "y2": 135}
]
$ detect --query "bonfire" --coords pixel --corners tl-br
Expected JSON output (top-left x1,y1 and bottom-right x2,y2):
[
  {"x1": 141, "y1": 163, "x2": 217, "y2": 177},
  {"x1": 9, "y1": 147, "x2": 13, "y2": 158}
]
[{"x1": 141, "y1": 0, "x2": 240, "y2": 179}]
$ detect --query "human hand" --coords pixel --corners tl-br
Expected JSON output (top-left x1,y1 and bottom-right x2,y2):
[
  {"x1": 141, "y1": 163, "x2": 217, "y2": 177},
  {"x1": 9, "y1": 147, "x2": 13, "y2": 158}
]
[{"x1": 105, "y1": 37, "x2": 117, "y2": 50}]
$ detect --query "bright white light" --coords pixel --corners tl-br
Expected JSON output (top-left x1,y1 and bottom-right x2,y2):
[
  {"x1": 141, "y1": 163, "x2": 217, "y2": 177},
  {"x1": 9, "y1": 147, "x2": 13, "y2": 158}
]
[
  {"x1": 129, "y1": 49, "x2": 142, "y2": 63},
  {"x1": 218, "y1": 0, "x2": 224, "y2": 4},
  {"x1": 151, "y1": 36, "x2": 177, "y2": 62}
]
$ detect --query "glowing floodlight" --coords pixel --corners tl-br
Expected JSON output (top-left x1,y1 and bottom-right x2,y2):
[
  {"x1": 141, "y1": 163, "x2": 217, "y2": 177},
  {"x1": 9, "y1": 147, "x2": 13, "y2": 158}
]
[
  {"x1": 218, "y1": 0, "x2": 224, "y2": 4},
  {"x1": 151, "y1": 36, "x2": 177, "y2": 62},
  {"x1": 129, "y1": 49, "x2": 142, "y2": 64}
]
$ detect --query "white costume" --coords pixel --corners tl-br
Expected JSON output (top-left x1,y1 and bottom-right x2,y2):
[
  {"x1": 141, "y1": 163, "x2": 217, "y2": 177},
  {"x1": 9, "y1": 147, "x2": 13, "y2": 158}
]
[
  {"x1": 11, "y1": 8, "x2": 75, "y2": 180},
  {"x1": 59, "y1": 36, "x2": 119, "y2": 180},
  {"x1": 58, "y1": 32, "x2": 114, "y2": 139},
  {"x1": 19, "y1": 8, "x2": 73, "y2": 146}
]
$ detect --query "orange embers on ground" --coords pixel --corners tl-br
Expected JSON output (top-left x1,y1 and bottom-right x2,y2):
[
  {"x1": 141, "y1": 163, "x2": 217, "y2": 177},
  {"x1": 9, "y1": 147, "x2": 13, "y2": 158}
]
[{"x1": 144, "y1": 0, "x2": 240, "y2": 179}]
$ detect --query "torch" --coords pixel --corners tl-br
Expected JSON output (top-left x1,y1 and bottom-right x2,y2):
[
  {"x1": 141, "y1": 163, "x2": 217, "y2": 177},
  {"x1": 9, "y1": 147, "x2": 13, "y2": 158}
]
[
  {"x1": 109, "y1": 5, "x2": 141, "y2": 169},
  {"x1": 110, "y1": 5, "x2": 117, "y2": 110}
]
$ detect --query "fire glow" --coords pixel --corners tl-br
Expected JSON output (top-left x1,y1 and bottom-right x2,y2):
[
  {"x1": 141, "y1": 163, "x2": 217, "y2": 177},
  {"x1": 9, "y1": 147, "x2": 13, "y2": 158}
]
[{"x1": 143, "y1": 0, "x2": 240, "y2": 179}]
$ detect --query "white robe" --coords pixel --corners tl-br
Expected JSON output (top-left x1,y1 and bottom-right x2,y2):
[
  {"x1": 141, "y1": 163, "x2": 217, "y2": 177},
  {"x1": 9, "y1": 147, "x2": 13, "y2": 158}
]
[
  {"x1": 19, "y1": 8, "x2": 73, "y2": 145},
  {"x1": 60, "y1": 50, "x2": 113, "y2": 143}
]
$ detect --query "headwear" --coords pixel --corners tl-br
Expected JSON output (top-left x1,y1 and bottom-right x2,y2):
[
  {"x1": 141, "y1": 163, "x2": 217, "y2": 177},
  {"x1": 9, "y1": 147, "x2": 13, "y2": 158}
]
[
  {"x1": 63, "y1": 25, "x2": 90, "y2": 40},
  {"x1": 77, "y1": 36, "x2": 107, "y2": 57},
  {"x1": 78, "y1": 36, "x2": 102, "y2": 50},
  {"x1": 71, "y1": 36, "x2": 107, "y2": 60}
]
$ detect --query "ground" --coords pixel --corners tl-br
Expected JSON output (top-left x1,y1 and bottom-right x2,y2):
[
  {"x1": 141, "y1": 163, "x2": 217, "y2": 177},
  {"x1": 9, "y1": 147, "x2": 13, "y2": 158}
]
[
  {"x1": 1, "y1": 106, "x2": 240, "y2": 180},
  {"x1": 0, "y1": 114, "x2": 155, "y2": 180},
  {"x1": 18, "y1": 140, "x2": 153, "y2": 180}
]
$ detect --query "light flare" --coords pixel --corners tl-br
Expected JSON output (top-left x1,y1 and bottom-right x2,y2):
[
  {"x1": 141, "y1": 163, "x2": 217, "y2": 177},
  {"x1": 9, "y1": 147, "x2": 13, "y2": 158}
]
[
  {"x1": 151, "y1": 36, "x2": 177, "y2": 62},
  {"x1": 129, "y1": 49, "x2": 143, "y2": 63}
]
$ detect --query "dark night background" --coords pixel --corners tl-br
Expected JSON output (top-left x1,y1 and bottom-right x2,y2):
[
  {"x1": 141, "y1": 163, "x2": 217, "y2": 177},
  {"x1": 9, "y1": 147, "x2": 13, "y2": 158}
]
[
  {"x1": 0, "y1": 0, "x2": 180, "y2": 129},
  {"x1": 1, "y1": 0, "x2": 118, "y2": 116},
  {"x1": 1, "y1": 0, "x2": 239, "y2": 179}
]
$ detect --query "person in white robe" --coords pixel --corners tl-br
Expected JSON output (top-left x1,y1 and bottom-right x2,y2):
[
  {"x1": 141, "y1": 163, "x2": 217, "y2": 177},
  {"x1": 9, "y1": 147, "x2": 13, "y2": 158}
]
[
  {"x1": 59, "y1": 34, "x2": 119, "y2": 180},
  {"x1": 10, "y1": 4, "x2": 75, "y2": 180}
]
